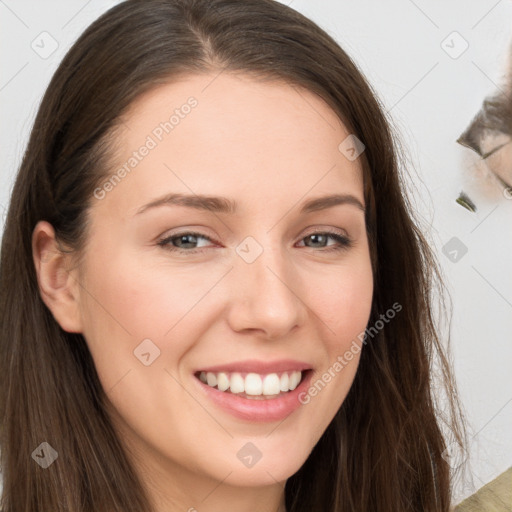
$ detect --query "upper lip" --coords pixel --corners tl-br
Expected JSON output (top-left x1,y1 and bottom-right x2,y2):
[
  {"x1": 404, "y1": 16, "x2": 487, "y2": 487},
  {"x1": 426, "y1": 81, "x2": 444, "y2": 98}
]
[{"x1": 195, "y1": 359, "x2": 312, "y2": 374}]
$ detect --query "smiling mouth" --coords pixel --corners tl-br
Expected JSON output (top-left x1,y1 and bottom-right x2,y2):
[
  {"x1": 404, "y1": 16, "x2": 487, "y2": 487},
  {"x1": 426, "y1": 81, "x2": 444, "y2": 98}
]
[{"x1": 194, "y1": 369, "x2": 311, "y2": 399}]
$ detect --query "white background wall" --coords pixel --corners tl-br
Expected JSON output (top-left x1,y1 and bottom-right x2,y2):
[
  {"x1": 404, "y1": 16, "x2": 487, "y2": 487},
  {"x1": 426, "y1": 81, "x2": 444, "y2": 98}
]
[{"x1": 1, "y1": 0, "x2": 511, "y2": 505}]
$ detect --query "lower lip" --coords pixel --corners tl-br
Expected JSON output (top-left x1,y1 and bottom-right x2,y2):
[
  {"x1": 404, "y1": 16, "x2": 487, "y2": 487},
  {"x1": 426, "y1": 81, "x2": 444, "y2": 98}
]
[{"x1": 194, "y1": 370, "x2": 314, "y2": 422}]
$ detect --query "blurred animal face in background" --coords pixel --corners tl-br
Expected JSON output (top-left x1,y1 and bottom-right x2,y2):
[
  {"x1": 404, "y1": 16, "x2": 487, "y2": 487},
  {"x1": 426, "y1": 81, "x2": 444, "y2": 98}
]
[{"x1": 457, "y1": 42, "x2": 512, "y2": 207}]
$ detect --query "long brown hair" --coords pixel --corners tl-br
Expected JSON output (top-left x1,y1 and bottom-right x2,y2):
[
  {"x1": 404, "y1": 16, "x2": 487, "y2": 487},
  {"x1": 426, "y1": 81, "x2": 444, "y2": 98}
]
[{"x1": 0, "y1": 0, "x2": 467, "y2": 510}]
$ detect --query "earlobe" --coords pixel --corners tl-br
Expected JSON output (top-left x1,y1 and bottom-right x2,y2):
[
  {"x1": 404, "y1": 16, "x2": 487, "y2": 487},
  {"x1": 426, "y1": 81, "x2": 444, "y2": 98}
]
[{"x1": 32, "y1": 220, "x2": 83, "y2": 333}]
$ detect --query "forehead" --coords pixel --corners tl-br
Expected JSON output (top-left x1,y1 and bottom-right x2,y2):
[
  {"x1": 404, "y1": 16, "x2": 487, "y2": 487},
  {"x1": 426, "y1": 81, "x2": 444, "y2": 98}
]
[{"x1": 99, "y1": 72, "x2": 365, "y2": 217}]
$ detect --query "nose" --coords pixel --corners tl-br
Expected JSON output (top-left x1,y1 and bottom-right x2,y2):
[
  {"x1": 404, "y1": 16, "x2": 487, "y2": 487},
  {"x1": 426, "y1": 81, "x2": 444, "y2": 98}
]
[{"x1": 225, "y1": 239, "x2": 307, "y2": 340}]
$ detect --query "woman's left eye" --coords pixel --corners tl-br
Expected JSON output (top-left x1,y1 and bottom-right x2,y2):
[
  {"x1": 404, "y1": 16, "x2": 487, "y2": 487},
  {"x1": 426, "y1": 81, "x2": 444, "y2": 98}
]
[
  {"x1": 297, "y1": 231, "x2": 352, "y2": 252},
  {"x1": 157, "y1": 230, "x2": 352, "y2": 254},
  {"x1": 157, "y1": 231, "x2": 215, "y2": 253}
]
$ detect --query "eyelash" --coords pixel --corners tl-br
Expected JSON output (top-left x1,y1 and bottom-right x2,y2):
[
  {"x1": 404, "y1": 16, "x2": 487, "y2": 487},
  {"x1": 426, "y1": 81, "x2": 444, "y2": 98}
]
[{"x1": 157, "y1": 230, "x2": 353, "y2": 255}]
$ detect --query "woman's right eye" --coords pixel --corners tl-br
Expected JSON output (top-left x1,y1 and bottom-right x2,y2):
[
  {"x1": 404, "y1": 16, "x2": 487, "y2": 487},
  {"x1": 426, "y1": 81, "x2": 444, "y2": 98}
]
[{"x1": 157, "y1": 231, "x2": 215, "y2": 254}]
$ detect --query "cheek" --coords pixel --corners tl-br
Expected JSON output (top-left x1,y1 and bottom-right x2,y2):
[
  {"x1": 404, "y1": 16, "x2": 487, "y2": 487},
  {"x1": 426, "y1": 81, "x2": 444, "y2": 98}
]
[
  {"x1": 77, "y1": 244, "x2": 230, "y2": 392},
  {"x1": 304, "y1": 252, "x2": 372, "y2": 380},
  {"x1": 80, "y1": 246, "x2": 208, "y2": 339},
  {"x1": 309, "y1": 258, "x2": 374, "y2": 345},
  {"x1": 295, "y1": 257, "x2": 373, "y2": 438}
]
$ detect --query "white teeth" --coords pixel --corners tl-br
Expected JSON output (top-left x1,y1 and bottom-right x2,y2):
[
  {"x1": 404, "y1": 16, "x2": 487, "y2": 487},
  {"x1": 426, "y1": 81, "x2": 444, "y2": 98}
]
[
  {"x1": 263, "y1": 374, "x2": 281, "y2": 395},
  {"x1": 216, "y1": 372, "x2": 230, "y2": 392},
  {"x1": 206, "y1": 372, "x2": 217, "y2": 387},
  {"x1": 198, "y1": 370, "x2": 304, "y2": 396},
  {"x1": 289, "y1": 371, "x2": 301, "y2": 391},
  {"x1": 279, "y1": 373, "x2": 289, "y2": 392},
  {"x1": 245, "y1": 373, "x2": 263, "y2": 395},
  {"x1": 230, "y1": 373, "x2": 245, "y2": 394}
]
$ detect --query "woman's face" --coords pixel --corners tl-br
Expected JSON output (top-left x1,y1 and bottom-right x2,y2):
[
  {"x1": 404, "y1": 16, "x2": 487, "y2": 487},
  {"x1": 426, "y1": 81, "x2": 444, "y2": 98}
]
[{"x1": 63, "y1": 73, "x2": 373, "y2": 502}]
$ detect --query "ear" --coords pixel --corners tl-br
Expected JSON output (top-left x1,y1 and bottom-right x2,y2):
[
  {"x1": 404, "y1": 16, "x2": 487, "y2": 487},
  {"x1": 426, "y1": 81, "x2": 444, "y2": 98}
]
[{"x1": 32, "y1": 220, "x2": 83, "y2": 333}]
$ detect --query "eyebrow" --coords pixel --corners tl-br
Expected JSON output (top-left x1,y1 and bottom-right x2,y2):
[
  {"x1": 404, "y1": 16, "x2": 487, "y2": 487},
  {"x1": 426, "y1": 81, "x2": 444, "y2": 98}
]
[{"x1": 135, "y1": 192, "x2": 365, "y2": 216}]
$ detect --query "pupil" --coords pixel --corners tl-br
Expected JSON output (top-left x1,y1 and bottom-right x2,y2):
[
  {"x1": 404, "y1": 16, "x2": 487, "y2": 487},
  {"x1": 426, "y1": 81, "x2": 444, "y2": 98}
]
[
  {"x1": 178, "y1": 234, "x2": 196, "y2": 247},
  {"x1": 310, "y1": 234, "x2": 325, "y2": 246}
]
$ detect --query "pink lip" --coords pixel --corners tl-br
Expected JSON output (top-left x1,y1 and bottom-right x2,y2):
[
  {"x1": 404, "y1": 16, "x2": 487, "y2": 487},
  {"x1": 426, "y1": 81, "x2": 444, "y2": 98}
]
[
  {"x1": 195, "y1": 359, "x2": 312, "y2": 374},
  {"x1": 194, "y1": 368, "x2": 314, "y2": 422}
]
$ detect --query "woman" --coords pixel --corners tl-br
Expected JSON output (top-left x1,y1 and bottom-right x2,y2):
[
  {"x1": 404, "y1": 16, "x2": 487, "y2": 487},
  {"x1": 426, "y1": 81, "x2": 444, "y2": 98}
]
[{"x1": 0, "y1": 0, "x2": 467, "y2": 510}]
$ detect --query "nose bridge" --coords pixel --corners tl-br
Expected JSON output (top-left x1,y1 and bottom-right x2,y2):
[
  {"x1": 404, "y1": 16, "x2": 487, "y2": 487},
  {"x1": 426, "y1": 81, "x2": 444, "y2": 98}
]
[
  {"x1": 227, "y1": 233, "x2": 304, "y2": 335},
  {"x1": 237, "y1": 234, "x2": 288, "y2": 289}
]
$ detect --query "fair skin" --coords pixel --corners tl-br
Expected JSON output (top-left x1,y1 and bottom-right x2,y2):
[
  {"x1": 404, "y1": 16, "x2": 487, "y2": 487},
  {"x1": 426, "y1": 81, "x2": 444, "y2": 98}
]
[{"x1": 32, "y1": 72, "x2": 373, "y2": 512}]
